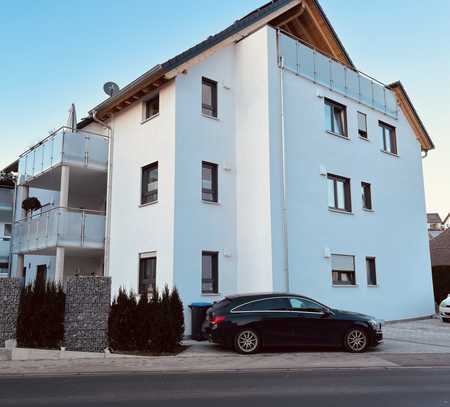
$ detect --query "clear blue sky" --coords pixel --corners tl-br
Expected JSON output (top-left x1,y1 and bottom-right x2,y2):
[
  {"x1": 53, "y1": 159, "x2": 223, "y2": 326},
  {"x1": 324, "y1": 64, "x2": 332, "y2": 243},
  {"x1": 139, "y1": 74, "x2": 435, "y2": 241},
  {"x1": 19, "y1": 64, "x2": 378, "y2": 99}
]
[{"x1": 1, "y1": 0, "x2": 449, "y2": 215}]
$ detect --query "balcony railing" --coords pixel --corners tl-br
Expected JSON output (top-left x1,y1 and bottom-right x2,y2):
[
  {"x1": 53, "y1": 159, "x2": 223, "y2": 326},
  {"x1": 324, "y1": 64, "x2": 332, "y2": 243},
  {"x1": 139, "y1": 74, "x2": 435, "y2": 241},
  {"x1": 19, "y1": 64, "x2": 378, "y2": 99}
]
[
  {"x1": 18, "y1": 127, "x2": 109, "y2": 185},
  {"x1": 12, "y1": 207, "x2": 105, "y2": 254},
  {"x1": 0, "y1": 239, "x2": 10, "y2": 262},
  {"x1": 0, "y1": 188, "x2": 13, "y2": 212},
  {"x1": 278, "y1": 31, "x2": 398, "y2": 118}
]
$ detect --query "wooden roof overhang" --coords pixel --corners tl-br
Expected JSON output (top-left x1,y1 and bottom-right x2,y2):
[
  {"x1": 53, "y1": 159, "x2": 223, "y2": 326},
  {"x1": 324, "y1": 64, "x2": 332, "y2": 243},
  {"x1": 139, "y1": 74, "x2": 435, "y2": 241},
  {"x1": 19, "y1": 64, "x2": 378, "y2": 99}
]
[{"x1": 388, "y1": 81, "x2": 434, "y2": 151}]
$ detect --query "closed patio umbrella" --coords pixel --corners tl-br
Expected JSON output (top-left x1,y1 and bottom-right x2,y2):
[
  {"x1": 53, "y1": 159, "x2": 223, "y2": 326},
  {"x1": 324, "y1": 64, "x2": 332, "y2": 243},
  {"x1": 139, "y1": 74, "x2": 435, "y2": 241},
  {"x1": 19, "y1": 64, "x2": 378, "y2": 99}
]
[{"x1": 67, "y1": 103, "x2": 77, "y2": 131}]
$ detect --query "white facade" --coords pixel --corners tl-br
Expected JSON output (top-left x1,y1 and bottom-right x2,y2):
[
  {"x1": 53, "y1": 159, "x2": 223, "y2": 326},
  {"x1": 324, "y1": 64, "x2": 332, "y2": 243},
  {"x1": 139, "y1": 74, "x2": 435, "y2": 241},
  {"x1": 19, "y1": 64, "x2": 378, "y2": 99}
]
[{"x1": 101, "y1": 26, "x2": 434, "y2": 327}]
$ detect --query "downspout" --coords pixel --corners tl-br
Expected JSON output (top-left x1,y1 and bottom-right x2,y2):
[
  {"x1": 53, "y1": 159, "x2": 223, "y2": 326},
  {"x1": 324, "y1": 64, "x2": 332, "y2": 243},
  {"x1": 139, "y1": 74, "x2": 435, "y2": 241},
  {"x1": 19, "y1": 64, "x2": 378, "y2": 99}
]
[
  {"x1": 421, "y1": 150, "x2": 428, "y2": 159},
  {"x1": 91, "y1": 111, "x2": 113, "y2": 277},
  {"x1": 279, "y1": 54, "x2": 290, "y2": 292},
  {"x1": 8, "y1": 178, "x2": 18, "y2": 278}
]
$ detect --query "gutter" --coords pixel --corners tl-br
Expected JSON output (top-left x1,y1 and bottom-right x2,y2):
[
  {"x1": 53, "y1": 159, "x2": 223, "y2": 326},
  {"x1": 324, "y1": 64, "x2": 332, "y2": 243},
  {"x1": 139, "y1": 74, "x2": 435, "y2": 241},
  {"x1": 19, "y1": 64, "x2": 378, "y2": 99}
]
[{"x1": 91, "y1": 111, "x2": 114, "y2": 277}]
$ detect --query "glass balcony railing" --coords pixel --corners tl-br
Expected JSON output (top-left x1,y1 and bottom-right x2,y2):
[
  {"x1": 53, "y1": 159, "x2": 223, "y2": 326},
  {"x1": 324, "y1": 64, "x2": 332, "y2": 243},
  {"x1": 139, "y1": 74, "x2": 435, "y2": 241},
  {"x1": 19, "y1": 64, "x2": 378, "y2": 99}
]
[
  {"x1": 0, "y1": 188, "x2": 14, "y2": 211},
  {"x1": 278, "y1": 32, "x2": 398, "y2": 118},
  {"x1": 18, "y1": 127, "x2": 109, "y2": 185},
  {"x1": 12, "y1": 207, "x2": 105, "y2": 254},
  {"x1": 0, "y1": 239, "x2": 10, "y2": 262}
]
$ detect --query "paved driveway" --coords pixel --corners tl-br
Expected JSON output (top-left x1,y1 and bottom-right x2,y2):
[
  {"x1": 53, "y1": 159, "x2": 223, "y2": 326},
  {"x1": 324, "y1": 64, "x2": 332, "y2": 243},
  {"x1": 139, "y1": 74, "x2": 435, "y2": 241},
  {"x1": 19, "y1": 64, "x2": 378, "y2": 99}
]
[{"x1": 379, "y1": 318, "x2": 450, "y2": 353}]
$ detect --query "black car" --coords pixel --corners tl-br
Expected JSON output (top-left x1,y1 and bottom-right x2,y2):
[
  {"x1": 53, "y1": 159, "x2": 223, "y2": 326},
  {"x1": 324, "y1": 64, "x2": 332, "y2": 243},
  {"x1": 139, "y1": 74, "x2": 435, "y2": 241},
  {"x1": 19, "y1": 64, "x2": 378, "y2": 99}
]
[{"x1": 202, "y1": 293, "x2": 383, "y2": 354}]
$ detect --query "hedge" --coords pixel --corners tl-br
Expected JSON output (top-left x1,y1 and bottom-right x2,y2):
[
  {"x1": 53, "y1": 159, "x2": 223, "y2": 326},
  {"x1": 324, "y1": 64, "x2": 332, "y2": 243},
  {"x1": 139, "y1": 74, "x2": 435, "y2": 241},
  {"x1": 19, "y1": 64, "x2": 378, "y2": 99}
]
[
  {"x1": 108, "y1": 285, "x2": 184, "y2": 353},
  {"x1": 16, "y1": 279, "x2": 65, "y2": 349}
]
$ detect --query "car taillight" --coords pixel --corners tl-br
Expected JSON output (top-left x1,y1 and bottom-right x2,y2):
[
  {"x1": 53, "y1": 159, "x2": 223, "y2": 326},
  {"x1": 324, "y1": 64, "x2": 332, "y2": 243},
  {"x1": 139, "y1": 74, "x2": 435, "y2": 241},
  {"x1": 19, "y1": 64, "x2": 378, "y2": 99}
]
[{"x1": 209, "y1": 315, "x2": 226, "y2": 325}]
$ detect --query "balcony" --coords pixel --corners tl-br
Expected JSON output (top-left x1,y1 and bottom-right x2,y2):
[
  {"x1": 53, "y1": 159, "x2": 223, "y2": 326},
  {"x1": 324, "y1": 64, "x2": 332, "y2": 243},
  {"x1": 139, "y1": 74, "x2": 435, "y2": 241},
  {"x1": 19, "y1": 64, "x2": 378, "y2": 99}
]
[
  {"x1": 278, "y1": 32, "x2": 398, "y2": 119},
  {"x1": 18, "y1": 127, "x2": 108, "y2": 186},
  {"x1": 0, "y1": 239, "x2": 10, "y2": 263},
  {"x1": 12, "y1": 207, "x2": 105, "y2": 255},
  {"x1": 0, "y1": 188, "x2": 14, "y2": 212}
]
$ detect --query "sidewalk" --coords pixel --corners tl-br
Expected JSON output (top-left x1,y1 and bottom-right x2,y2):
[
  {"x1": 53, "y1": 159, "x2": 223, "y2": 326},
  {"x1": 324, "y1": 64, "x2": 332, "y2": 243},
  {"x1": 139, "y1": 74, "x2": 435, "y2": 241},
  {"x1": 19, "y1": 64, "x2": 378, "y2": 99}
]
[{"x1": 1, "y1": 318, "x2": 449, "y2": 376}]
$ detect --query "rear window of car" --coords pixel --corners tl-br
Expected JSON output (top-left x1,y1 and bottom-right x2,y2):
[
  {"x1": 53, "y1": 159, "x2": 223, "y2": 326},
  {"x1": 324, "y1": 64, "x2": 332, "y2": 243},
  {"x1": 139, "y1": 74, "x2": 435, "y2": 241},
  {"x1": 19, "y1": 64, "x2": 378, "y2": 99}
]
[
  {"x1": 233, "y1": 298, "x2": 291, "y2": 312},
  {"x1": 212, "y1": 298, "x2": 232, "y2": 311}
]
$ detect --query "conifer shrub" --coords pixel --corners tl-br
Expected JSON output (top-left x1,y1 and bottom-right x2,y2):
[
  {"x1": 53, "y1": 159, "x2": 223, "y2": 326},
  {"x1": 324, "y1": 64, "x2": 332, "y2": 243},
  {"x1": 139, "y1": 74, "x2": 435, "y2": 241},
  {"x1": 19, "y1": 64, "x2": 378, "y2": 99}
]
[
  {"x1": 108, "y1": 285, "x2": 185, "y2": 353},
  {"x1": 16, "y1": 279, "x2": 65, "y2": 349}
]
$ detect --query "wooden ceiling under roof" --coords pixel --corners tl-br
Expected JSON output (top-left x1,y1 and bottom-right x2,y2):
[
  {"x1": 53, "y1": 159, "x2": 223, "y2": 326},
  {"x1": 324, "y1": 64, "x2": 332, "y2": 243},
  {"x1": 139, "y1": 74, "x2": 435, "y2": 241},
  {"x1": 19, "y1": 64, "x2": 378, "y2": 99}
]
[{"x1": 269, "y1": 0, "x2": 354, "y2": 68}]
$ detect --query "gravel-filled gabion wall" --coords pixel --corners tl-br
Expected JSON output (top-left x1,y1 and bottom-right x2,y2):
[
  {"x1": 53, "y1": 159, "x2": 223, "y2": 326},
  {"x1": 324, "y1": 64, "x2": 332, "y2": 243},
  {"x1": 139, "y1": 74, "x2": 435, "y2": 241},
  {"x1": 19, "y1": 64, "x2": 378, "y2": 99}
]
[
  {"x1": 0, "y1": 278, "x2": 21, "y2": 347},
  {"x1": 64, "y1": 276, "x2": 111, "y2": 352}
]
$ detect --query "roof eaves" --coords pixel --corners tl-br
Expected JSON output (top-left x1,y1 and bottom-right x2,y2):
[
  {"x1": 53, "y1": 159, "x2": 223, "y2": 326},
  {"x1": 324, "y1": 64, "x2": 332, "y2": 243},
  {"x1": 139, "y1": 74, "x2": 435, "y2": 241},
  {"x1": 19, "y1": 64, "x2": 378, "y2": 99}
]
[
  {"x1": 311, "y1": 0, "x2": 354, "y2": 68},
  {"x1": 388, "y1": 81, "x2": 434, "y2": 151},
  {"x1": 89, "y1": 0, "x2": 296, "y2": 117}
]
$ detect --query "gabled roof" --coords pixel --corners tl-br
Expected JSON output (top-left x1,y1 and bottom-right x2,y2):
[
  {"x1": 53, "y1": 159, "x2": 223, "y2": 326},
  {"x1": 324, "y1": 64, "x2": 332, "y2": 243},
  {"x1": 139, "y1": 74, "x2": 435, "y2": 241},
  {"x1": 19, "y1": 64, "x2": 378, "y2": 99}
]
[
  {"x1": 85, "y1": 0, "x2": 434, "y2": 153},
  {"x1": 428, "y1": 213, "x2": 443, "y2": 224},
  {"x1": 388, "y1": 81, "x2": 434, "y2": 151},
  {"x1": 430, "y1": 228, "x2": 450, "y2": 266},
  {"x1": 89, "y1": 0, "x2": 354, "y2": 120}
]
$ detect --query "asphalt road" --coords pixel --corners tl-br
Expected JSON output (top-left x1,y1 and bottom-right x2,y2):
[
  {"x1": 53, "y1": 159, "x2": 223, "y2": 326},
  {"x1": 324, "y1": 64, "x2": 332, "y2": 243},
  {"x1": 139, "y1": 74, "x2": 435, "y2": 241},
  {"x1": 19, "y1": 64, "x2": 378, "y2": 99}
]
[{"x1": 0, "y1": 368, "x2": 449, "y2": 406}]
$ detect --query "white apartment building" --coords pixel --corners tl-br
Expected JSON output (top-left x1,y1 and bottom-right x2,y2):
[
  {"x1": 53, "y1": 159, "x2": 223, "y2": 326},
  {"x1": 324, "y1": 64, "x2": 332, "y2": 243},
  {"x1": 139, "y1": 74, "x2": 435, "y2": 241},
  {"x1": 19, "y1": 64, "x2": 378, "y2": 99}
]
[{"x1": 8, "y1": 0, "x2": 436, "y2": 326}]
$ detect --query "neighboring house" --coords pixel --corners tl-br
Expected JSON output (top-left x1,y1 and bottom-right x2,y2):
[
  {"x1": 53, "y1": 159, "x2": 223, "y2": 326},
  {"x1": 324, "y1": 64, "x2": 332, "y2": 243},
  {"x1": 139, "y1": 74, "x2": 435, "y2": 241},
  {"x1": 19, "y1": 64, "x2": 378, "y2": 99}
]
[
  {"x1": 429, "y1": 228, "x2": 450, "y2": 304},
  {"x1": 443, "y1": 213, "x2": 450, "y2": 230},
  {"x1": 9, "y1": 0, "x2": 436, "y2": 326},
  {"x1": 0, "y1": 161, "x2": 16, "y2": 276},
  {"x1": 427, "y1": 212, "x2": 445, "y2": 239}
]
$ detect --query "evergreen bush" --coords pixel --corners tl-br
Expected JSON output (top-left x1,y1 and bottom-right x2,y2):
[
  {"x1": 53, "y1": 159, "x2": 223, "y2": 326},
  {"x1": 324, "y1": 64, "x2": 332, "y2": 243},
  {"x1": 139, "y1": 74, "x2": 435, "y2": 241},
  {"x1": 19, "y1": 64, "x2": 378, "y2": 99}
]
[
  {"x1": 16, "y1": 279, "x2": 65, "y2": 349},
  {"x1": 108, "y1": 285, "x2": 185, "y2": 353}
]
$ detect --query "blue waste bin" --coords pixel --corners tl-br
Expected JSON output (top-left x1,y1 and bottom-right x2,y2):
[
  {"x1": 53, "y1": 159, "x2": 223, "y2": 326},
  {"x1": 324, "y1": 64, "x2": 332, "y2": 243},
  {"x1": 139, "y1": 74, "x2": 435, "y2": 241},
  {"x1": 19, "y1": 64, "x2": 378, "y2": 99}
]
[{"x1": 189, "y1": 302, "x2": 212, "y2": 341}]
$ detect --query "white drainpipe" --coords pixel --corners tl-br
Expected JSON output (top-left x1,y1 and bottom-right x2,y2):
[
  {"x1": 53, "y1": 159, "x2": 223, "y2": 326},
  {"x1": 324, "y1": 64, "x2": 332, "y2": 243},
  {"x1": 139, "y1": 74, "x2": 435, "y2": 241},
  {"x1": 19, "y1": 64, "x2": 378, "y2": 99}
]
[
  {"x1": 279, "y1": 56, "x2": 290, "y2": 292},
  {"x1": 91, "y1": 111, "x2": 114, "y2": 277}
]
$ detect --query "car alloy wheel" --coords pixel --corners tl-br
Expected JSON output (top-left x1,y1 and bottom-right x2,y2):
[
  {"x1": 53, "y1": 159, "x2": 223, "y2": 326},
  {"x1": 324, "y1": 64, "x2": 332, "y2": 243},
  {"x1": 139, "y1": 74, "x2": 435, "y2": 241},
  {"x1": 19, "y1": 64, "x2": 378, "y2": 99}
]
[
  {"x1": 345, "y1": 328, "x2": 368, "y2": 352},
  {"x1": 235, "y1": 329, "x2": 260, "y2": 354}
]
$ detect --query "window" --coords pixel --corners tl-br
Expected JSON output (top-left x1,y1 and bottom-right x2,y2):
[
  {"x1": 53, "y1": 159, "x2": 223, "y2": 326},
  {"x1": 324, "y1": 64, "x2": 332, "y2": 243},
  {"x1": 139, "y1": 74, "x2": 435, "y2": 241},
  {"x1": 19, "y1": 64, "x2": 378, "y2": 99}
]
[
  {"x1": 202, "y1": 77, "x2": 217, "y2": 118},
  {"x1": 234, "y1": 298, "x2": 291, "y2": 312},
  {"x1": 324, "y1": 99, "x2": 347, "y2": 137},
  {"x1": 139, "y1": 253, "x2": 157, "y2": 295},
  {"x1": 289, "y1": 298, "x2": 324, "y2": 312},
  {"x1": 2, "y1": 224, "x2": 11, "y2": 240},
  {"x1": 379, "y1": 121, "x2": 397, "y2": 154},
  {"x1": 358, "y1": 112, "x2": 368, "y2": 139},
  {"x1": 144, "y1": 95, "x2": 159, "y2": 120},
  {"x1": 361, "y1": 182, "x2": 372, "y2": 210},
  {"x1": 202, "y1": 251, "x2": 218, "y2": 294},
  {"x1": 141, "y1": 162, "x2": 158, "y2": 204},
  {"x1": 0, "y1": 263, "x2": 8, "y2": 274},
  {"x1": 332, "y1": 254, "x2": 356, "y2": 286},
  {"x1": 328, "y1": 174, "x2": 351, "y2": 212},
  {"x1": 202, "y1": 162, "x2": 218, "y2": 202},
  {"x1": 366, "y1": 257, "x2": 377, "y2": 286}
]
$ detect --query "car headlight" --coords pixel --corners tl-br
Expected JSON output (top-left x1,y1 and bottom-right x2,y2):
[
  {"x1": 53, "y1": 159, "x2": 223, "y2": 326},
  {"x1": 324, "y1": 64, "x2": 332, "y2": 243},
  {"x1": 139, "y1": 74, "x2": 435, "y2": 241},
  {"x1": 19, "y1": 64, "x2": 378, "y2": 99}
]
[{"x1": 368, "y1": 319, "x2": 380, "y2": 330}]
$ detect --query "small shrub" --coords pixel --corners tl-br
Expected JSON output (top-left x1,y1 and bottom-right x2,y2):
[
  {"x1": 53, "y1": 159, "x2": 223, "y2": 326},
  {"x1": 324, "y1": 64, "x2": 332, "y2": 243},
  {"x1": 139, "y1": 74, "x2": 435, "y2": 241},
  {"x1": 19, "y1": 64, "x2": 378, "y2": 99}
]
[
  {"x1": 16, "y1": 280, "x2": 65, "y2": 349},
  {"x1": 108, "y1": 288, "x2": 137, "y2": 351},
  {"x1": 108, "y1": 285, "x2": 185, "y2": 354}
]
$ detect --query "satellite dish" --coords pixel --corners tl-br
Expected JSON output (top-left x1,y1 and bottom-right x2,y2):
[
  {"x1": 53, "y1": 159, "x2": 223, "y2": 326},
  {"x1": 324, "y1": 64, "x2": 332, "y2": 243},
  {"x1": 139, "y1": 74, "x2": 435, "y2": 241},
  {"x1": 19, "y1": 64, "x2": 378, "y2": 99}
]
[{"x1": 103, "y1": 82, "x2": 120, "y2": 97}]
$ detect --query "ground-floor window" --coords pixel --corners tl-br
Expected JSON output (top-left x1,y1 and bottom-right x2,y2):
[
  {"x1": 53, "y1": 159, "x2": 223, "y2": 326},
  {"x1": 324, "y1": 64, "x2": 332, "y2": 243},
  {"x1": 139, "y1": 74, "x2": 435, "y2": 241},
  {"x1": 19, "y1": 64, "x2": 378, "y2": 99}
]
[
  {"x1": 202, "y1": 251, "x2": 218, "y2": 294},
  {"x1": 366, "y1": 257, "x2": 377, "y2": 286},
  {"x1": 331, "y1": 254, "x2": 356, "y2": 285},
  {"x1": 139, "y1": 253, "x2": 157, "y2": 295}
]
